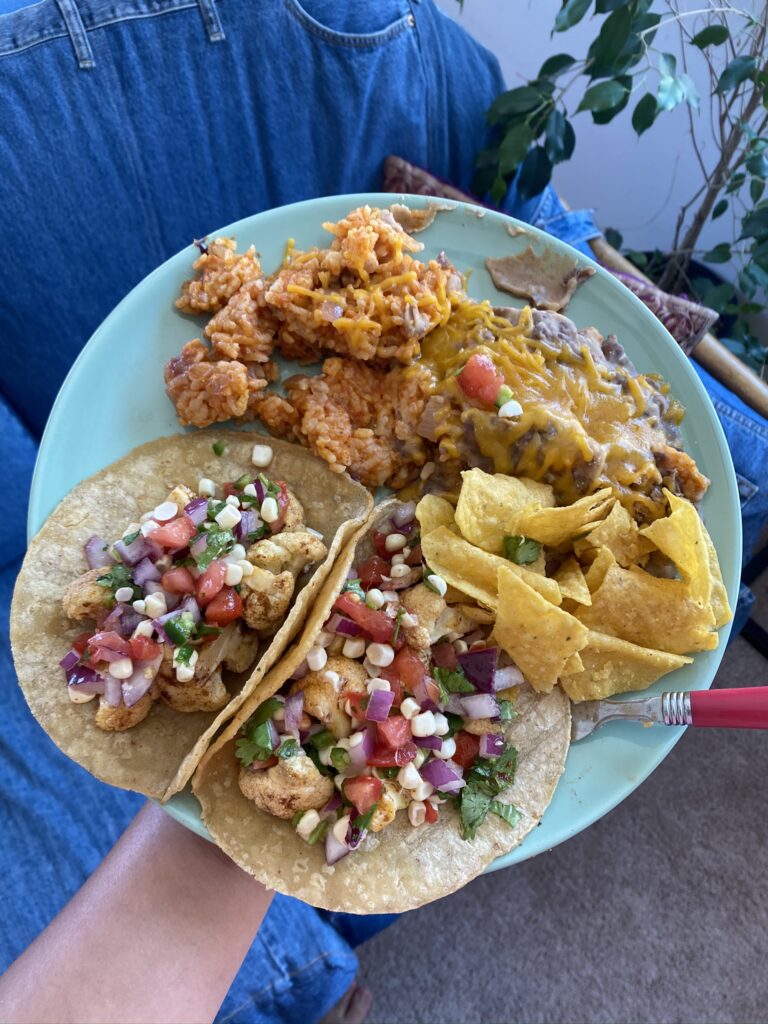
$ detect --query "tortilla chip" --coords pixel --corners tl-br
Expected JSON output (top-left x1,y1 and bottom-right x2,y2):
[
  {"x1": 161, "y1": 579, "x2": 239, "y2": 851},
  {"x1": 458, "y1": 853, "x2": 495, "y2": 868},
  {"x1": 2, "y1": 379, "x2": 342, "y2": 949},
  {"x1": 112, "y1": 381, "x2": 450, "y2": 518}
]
[
  {"x1": 575, "y1": 563, "x2": 717, "y2": 656},
  {"x1": 580, "y1": 501, "x2": 642, "y2": 568},
  {"x1": 454, "y1": 468, "x2": 555, "y2": 554},
  {"x1": 454, "y1": 603, "x2": 496, "y2": 625},
  {"x1": 554, "y1": 557, "x2": 592, "y2": 605},
  {"x1": 491, "y1": 565, "x2": 588, "y2": 692},
  {"x1": 422, "y1": 527, "x2": 562, "y2": 610},
  {"x1": 516, "y1": 488, "x2": 613, "y2": 547},
  {"x1": 584, "y1": 546, "x2": 616, "y2": 593},
  {"x1": 640, "y1": 491, "x2": 712, "y2": 608},
  {"x1": 193, "y1": 502, "x2": 571, "y2": 913},
  {"x1": 560, "y1": 631, "x2": 692, "y2": 702},
  {"x1": 416, "y1": 494, "x2": 456, "y2": 537},
  {"x1": 561, "y1": 652, "x2": 584, "y2": 676},
  {"x1": 10, "y1": 431, "x2": 372, "y2": 800},
  {"x1": 704, "y1": 528, "x2": 732, "y2": 629}
]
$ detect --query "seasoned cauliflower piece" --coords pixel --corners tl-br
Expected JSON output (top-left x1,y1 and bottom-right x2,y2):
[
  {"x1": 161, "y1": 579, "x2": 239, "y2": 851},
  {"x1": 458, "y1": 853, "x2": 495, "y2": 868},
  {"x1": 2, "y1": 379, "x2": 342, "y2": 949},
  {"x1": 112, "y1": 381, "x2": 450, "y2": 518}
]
[
  {"x1": 94, "y1": 692, "x2": 153, "y2": 731},
  {"x1": 62, "y1": 567, "x2": 111, "y2": 622},
  {"x1": 369, "y1": 782, "x2": 402, "y2": 832},
  {"x1": 239, "y1": 754, "x2": 334, "y2": 819},
  {"x1": 247, "y1": 531, "x2": 327, "y2": 577},
  {"x1": 281, "y1": 488, "x2": 306, "y2": 533},
  {"x1": 289, "y1": 655, "x2": 367, "y2": 738},
  {"x1": 155, "y1": 644, "x2": 229, "y2": 712},
  {"x1": 463, "y1": 718, "x2": 502, "y2": 736},
  {"x1": 241, "y1": 567, "x2": 295, "y2": 635},
  {"x1": 176, "y1": 238, "x2": 262, "y2": 314},
  {"x1": 401, "y1": 584, "x2": 447, "y2": 650},
  {"x1": 220, "y1": 625, "x2": 262, "y2": 674}
]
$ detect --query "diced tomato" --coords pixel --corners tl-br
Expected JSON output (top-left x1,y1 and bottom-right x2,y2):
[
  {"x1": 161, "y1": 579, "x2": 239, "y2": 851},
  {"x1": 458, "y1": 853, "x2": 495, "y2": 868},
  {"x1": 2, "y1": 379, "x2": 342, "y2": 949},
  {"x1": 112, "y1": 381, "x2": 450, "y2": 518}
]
[
  {"x1": 457, "y1": 354, "x2": 506, "y2": 407},
  {"x1": 334, "y1": 593, "x2": 402, "y2": 647},
  {"x1": 223, "y1": 482, "x2": 236, "y2": 497},
  {"x1": 205, "y1": 586, "x2": 243, "y2": 626},
  {"x1": 71, "y1": 631, "x2": 93, "y2": 655},
  {"x1": 379, "y1": 668, "x2": 403, "y2": 707},
  {"x1": 196, "y1": 561, "x2": 227, "y2": 606},
  {"x1": 345, "y1": 691, "x2": 369, "y2": 720},
  {"x1": 392, "y1": 647, "x2": 426, "y2": 692},
  {"x1": 151, "y1": 515, "x2": 197, "y2": 549},
  {"x1": 404, "y1": 543, "x2": 422, "y2": 567},
  {"x1": 376, "y1": 715, "x2": 411, "y2": 749},
  {"x1": 129, "y1": 635, "x2": 162, "y2": 661},
  {"x1": 452, "y1": 730, "x2": 480, "y2": 770},
  {"x1": 431, "y1": 641, "x2": 458, "y2": 670},
  {"x1": 161, "y1": 566, "x2": 196, "y2": 595},
  {"x1": 357, "y1": 556, "x2": 391, "y2": 589},
  {"x1": 368, "y1": 741, "x2": 417, "y2": 768},
  {"x1": 343, "y1": 775, "x2": 382, "y2": 815},
  {"x1": 424, "y1": 801, "x2": 439, "y2": 824},
  {"x1": 87, "y1": 631, "x2": 131, "y2": 655},
  {"x1": 372, "y1": 532, "x2": 391, "y2": 560},
  {"x1": 269, "y1": 482, "x2": 289, "y2": 535}
]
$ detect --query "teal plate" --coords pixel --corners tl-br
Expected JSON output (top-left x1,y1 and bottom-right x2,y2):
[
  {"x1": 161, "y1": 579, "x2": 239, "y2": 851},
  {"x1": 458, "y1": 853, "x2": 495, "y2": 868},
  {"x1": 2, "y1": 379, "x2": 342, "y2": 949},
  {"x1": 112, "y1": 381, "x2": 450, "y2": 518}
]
[{"x1": 28, "y1": 193, "x2": 741, "y2": 871}]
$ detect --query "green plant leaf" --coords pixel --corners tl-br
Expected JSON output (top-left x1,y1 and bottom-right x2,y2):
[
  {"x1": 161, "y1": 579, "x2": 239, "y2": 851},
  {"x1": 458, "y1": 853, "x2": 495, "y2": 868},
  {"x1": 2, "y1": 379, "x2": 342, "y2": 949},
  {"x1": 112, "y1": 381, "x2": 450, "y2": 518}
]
[
  {"x1": 678, "y1": 73, "x2": 700, "y2": 110},
  {"x1": 702, "y1": 242, "x2": 732, "y2": 264},
  {"x1": 690, "y1": 277, "x2": 734, "y2": 314},
  {"x1": 657, "y1": 75, "x2": 684, "y2": 112},
  {"x1": 746, "y1": 152, "x2": 768, "y2": 177},
  {"x1": 604, "y1": 227, "x2": 623, "y2": 248},
  {"x1": 491, "y1": 176, "x2": 507, "y2": 204},
  {"x1": 631, "y1": 92, "x2": 657, "y2": 135},
  {"x1": 741, "y1": 206, "x2": 768, "y2": 239},
  {"x1": 592, "y1": 74, "x2": 632, "y2": 123},
  {"x1": 711, "y1": 199, "x2": 728, "y2": 220},
  {"x1": 658, "y1": 52, "x2": 676, "y2": 78},
  {"x1": 725, "y1": 172, "x2": 746, "y2": 195},
  {"x1": 587, "y1": 5, "x2": 632, "y2": 76},
  {"x1": 544, "y1": 108, "x2": 576, "y2": 162},
  {"x1": 539, "y1": 53, "x2": 577, "y2": 78},
  {"x1": 691, "y1": 24, "x2": 729, "y2": 49},
  {"x1": 487, "y1": 86, "x2": 543, "y2": 125},
  {"x1": 595, "y1": 0, "x2": 628, "y2": 10},
  {"x1": 498, "y1": 122, "x2": 534, "y2": 176},
  {"x1": 555, "y1": 0, "x2": 592, "y2": 33},
  {"x1": 626, "y1": 249, "x2": 648, "y2": 269},
  {"x1": 715, "y1": 56, "x2": 757, "y2": 95},
  {"x1": 517, "y1": 145, "x2": 553, "y2": 200},
  {"x1": 577, "y1": 78, "x2": 629, "y2": 113},
  {"x1": 751, "y1": 178, "x2": 766, "y2": 204}
]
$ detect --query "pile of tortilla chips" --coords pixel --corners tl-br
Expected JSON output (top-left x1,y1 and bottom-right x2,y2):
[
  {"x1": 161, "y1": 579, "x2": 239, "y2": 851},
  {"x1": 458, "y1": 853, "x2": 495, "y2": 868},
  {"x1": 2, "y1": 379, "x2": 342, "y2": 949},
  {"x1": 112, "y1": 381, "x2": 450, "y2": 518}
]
[{"x1": 418, "y1": 469, "x2": 732, "y2": 703}]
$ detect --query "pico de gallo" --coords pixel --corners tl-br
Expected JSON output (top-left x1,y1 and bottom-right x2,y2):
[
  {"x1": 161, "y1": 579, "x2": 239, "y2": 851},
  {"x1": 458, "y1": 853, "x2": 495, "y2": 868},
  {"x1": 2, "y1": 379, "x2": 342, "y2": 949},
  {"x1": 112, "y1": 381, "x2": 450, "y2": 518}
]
[
  {"x1": 236, "y1": 500, "x2": 525, "y2": 866},
  {"x1": 60, "y1": 445, "x2": 327, "y2": 732}
]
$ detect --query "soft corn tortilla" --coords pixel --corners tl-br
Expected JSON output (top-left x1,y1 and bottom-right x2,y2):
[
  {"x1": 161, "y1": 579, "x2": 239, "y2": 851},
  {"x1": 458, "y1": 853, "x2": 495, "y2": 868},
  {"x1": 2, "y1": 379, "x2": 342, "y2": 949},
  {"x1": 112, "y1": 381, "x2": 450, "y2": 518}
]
[
  {"x1": 11, "y1": 431, "x2": 372, "y2": 801},
  {"x1": 193, "y1": 502, "x2": 571, "y2": 914}
]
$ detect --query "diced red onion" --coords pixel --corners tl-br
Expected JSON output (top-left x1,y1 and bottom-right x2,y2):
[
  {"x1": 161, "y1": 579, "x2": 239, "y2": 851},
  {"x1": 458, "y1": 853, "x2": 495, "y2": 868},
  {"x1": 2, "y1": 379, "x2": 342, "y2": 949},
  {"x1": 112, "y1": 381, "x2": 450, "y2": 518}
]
[
  {"x1": 346, "y1": 811, "x2": 370, "y2": 850},
  {"x1": 284, "y1": 692, "x2": 304, "y2": 737},
  {"x1": 59, "y1": 649, "x2": 81, "y2": 672},
  {"x1": 144, "y1": 580, "x2": 164, "y2": 596},
  {"x1": 431, "y1": 642, "x2": 458, "y2": 669},
  {"x1": 102, "y1": 605, "x2": 124, "y2": 634},
  {"x1": 91, "y1": 646, "x2": 126, "y2": 663},
  {"x1": 457, "y1": 647, "x2": 498, "y2": 693},
  {"x1": 113, "y1": 534, "x2": 150, "y2": 567},
  {"x1": 444, "y1": 759, "x2": 465, "y2": 778},
  {"x1": 133, "y1": 557, "x2": 160, "y2": 588},
  {"x1": 492, "y1": 665, "x2": 525, "y2": 691},
  {"x1": 178, "y1": 595, "x2": 201, "y2": 623},
  {"x1": 190, "y1": 534, "x2": 208, "y2": 560},
  {"x1": 479, "y1": 733, "x2": 506, "y2": 759},
  {"x1": 322, "y1": 791, "x2": 342, "y2": 815},
  {"x1": 254, "y1": 479, "x2": 266, "y2": 504},
  {"x1": 392, "y1": 518, "x2": 416, "y2": 535},
  {"x1": 122, "y1": 654, "x2": 163, "y2": 708},
  {"x1": 381, "y1": 567, "x2": 423, "y2": 590},
  {"x1": 391, "y1": 502, "x2": 417, "y2": 528},
  {"x1": 325, "y1": 828, "x2": 349, "y2": 866},
  {"x1": 184, "y1": 496, "x2": 208, "y2": 526},
  {"x1": 164, "y1": 591, "x2": 182, "y2": 612},
  {"x1": 420, "y1": 758, "x2": 465, "y2": 793},
  {"x1": 290, "y1": 659, "x2": 308, "y2": 680},
  {"x1": 365, "y1": 689, "x2": 394, "y2": 723},
  {"x1": 326, "y1": 613, "x2": 362, "y2": 637},
  {"x1": 145, "y1": 537, "x2": 164, "y2": 562},
  {"x1": 416, "y1": 735, "x2": 442, "y2": 751},
  {"x1": 104, "y1": 675, "x2": 122, "y2": 707},
  {"x1": 84, "y1": 535, "x2": 115, "y2": 570},
  {"x1": 236, "y1": 509, "x2": 260, "y2": 541},
  {"x1": 460, "y1": 693, "x2": 500, "y2": 719},
  {"x1": 66, "y1": 664, "x2": 106, "y2": 695},
  {"x1": 347, "y1": 726, "x2": 376, "y2": 772},
  {"x1": 120, "y1": 610, "x2": 145, "y2": 636},
  {"x1": 445, "y1": 694, "x2": 466, "y2": 715}
]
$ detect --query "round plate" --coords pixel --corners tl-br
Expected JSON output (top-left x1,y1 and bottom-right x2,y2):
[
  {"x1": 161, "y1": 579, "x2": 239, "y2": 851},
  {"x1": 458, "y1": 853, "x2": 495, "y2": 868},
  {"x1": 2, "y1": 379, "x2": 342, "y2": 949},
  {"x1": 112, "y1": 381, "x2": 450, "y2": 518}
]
[{"x1": 28, "y1": 193, "x2": 741, "y2": 870}]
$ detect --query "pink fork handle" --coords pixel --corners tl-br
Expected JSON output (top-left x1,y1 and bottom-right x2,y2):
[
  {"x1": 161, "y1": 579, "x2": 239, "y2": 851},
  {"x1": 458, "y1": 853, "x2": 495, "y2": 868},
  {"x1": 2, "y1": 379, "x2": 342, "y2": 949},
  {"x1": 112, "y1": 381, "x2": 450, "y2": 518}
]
[{"x1": 689, "y1": 687, "x2": 768, "y2": 729}]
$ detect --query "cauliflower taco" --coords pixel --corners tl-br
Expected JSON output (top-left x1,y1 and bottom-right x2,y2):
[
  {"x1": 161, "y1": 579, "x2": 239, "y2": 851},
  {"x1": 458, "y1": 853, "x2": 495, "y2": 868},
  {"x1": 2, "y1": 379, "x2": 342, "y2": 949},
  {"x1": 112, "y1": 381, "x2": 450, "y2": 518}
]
[
  {"x1": 11, "y1": 432, "x2": 371, "y2": 800},
  {"x1": 193, "y1": 501, "x2": 570, "y2": 913}
]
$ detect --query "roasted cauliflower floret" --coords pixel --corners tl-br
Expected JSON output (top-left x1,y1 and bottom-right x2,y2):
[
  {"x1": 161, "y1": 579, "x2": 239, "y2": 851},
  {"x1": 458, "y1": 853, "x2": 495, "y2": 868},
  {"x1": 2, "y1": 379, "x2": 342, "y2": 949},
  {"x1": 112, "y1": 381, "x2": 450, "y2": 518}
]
[
  {"x1": 241, "y1": 567, "x2": 295, "y2": 635},
  {"x1": 62, "y1": 567, "x2": 111, "y2": 622},
  {"x1": 463, "y1": 718, "x2": 502, "y2": 736},
  {"x1": 94, "y1": 692, "x2": 153, "y2": 732},
  {"x1": 247, "y1": 531, "x2": 327, "y2": 577},
  {"x1": 281, "y1": 488, "x2": 306, "y2": 533},
  {"x1": 369, "y1": 782, "x2": 401, "y2": 832},
  {"x1": 289, "y1": 655, "x2": 367, "y2": 738},
  {"x1": 155, "y1": 644, "x2": 229, "y2": 713},
  {"x1": 401, "y1": 584, "x2": 447, "y2": 650},
  {"x1": 239, "y1": 754, "x2": 334, "y2": 819}
]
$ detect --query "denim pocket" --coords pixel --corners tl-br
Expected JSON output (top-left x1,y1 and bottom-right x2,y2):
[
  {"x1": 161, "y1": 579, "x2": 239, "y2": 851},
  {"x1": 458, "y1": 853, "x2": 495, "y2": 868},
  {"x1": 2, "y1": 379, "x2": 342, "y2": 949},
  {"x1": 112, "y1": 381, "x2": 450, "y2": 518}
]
[{"x1": 284, "y1": 0, "x2": 413, "y2": 48}]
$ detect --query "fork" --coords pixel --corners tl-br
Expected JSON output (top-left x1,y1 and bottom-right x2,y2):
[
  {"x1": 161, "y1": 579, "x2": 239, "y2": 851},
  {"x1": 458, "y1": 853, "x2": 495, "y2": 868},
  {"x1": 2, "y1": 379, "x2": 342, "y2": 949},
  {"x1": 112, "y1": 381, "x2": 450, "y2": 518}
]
[{"x1": 570, "y1": 687, "x2": 768, "y2": 741}]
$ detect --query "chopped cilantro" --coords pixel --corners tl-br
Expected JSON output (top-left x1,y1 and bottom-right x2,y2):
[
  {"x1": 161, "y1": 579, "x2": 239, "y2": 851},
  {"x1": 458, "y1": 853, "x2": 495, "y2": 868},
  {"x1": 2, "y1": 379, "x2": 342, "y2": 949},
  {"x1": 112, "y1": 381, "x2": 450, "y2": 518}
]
[
  {"x1": 457, "y1": 744, "x2": 520, "y2": 840},
  {"x1": 207, "y1": 499, "x2": 227, "y2": 521},
  {"x1": 247, "y1": 525, "x2": 270, "y2": 542},
  {"x1": 196, "y1": 624, "x2": 223, "y2": 638},
  {"x1": 306, "y1": 728, "x2": 335, "y2": 750},
  {"x1": 459, "y1": 787, "x2": 491, "y2": 840},
  {"x1": 291, "y1": 810, "x2": 305, "y2": 829},
  {"x1": 392, "y1": 607, "x2": 406, "y2": 645},
  {"x1": 307, "y1": 819, "x2": 329, "y2": 845},
  {"x1": 377, "y1": 766, "x2": 400, "y2": 780},
  {"x1": 443, "y1": 712, "x2": 465, "y2": 736},
  {"x1": 503, "y1": 535, "x2": 541, "y2": 565},
  {"x1": 330, "y1": 747, "x2": 351, "y2": 771},
  {"x1": 498, "y1": 699, "x2": 518, "y2": 723},
  {"x1": 432, "y1": 666, "x2": 474, "y2": 705},
  {"x1": 489, "y1": 799, "x2": 521, "y2": 829},
  {"x1": 257, "y1": 473, "x2": 280, "y2": 498},
  {"x1": 196, "y1": 526, "x2": 234, "y2": 570},
  {"x1": 277, "y1": 738, "x2": 300, "y2": 760},
  {"x1": 122, "y1": 530, "x2": 140, "y2": 546},
  {"x1": 353, "y1": 804, "x2": 377, "y2": 832},
  {"x1": 342, "y1": 578, "x2": 365, "y2": 600},
  {"x1": 96, "y1": 564, "x2": 140, "y2": 604},
  {"x1": 306, "y1": 745, "x2": 334, "y2": 776},
  {"x1": 212, "y1": 441, "x2": 227, "y2": 456},
  {"x1": 233, "y1": 473, "x2": 252, "y2": 490},
  {"x1": 247, "y1": 697, "x2": 284, "y2": 728},
  {"x1": 174, "y1": 643, "x2": 194, "y2": 666},
  {"x1": 236, "y1": 717, "x2": 278, "y2": 766},
  {"x1": 163, "y1": 613, "x2": 195, "y2": 645}
]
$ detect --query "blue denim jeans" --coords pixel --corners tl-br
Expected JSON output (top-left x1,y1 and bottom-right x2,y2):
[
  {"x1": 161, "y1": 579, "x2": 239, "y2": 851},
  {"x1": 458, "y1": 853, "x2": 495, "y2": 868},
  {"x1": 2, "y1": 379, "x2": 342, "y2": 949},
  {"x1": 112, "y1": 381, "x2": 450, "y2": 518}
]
[{"x1": 0, "y1": 1, "x2": 764, "y2": 1021}]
